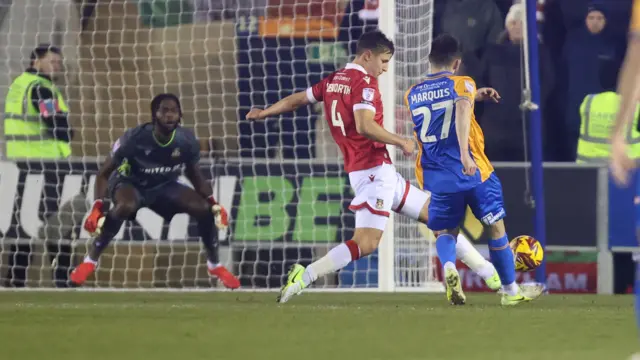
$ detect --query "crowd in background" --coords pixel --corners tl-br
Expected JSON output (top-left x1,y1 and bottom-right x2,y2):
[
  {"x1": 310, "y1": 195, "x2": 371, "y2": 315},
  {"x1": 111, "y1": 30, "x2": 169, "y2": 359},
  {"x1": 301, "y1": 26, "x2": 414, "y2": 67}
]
[
  {"x1": 435, "y1": 0, "x2": 631, "y2": 162},
  {"x1": 226, "y1": 0, "x2": 635, "y2": 163}
]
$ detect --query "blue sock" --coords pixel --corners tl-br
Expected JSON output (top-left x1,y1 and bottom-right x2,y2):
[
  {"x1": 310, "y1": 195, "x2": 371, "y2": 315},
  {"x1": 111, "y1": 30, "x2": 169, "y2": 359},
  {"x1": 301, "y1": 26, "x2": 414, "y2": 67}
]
[
  {"x1": 489, "y1": 235, "x2": 516, "y2": 286},
  {"x1": 435, "y1": 234, "x2": 457, "y2": 268},
  {"x1": 635, "y1": 262, "x2": 640, "y2": 329}
]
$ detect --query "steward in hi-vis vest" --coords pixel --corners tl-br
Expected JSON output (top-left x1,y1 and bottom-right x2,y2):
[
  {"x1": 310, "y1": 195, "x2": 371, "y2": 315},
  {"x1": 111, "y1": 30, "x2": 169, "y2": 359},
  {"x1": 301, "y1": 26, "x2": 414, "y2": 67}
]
[
  {"x1": 577, "y1": 62, "x2": 640, "y2": 163},
  {"x1": 3, "y1": 44, "x2": 73, "y2": 159},
  {"x1": 577, "y1": 92, "x2": 640, "y2": 163}
]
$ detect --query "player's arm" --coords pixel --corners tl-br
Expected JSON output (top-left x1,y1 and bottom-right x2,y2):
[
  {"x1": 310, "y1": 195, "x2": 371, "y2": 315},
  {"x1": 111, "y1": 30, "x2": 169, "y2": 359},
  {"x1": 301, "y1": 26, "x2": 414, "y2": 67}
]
[
  {"x1": 354, "y1": 109, "x2": 411, "y2": 149},
  {"x1": 95, "y1": 133, "x2": 132, "y2": 201},
  {"x1": 609, "y1": 3, "x2": 640, "y2": 185},
  {"x1": 246, "y1": 91, "x2": 312, "y2": 120},
  {"x1": 85, "y1": 133, "x2": 134, "y2": 235},
  {"x1": 184, "y1": 138, "x2": 229, "y2": 230},
  {"x1": 354, "y1": 81, "x2": 414, "y2": 154},
  {"x1": 94, "y1": 156, "x2": 118, "y2": 201},
  {"x1": 83, "y1": 155, "x2": 118, "y2": 236},
  {"x1": 184, "y1": 163, "x2": 212, "y2": 199},
  {"x1": 612, "y1": 40, "x2": 640, "y2": 140},
  {"x1": 455, "y1": 99, "x2": 477, "y2": 176}
]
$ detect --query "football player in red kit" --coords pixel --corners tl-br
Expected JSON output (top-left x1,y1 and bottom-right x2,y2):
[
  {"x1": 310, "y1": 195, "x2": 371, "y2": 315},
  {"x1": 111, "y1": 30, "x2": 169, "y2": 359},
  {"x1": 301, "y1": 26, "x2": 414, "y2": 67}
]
[{"x1": 247, "y1": 30, "x2": 499, "y2": 303}]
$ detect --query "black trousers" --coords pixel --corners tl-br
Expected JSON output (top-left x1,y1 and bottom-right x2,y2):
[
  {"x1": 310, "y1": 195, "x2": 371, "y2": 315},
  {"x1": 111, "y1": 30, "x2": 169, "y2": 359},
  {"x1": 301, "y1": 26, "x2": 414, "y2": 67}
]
[
  {"x1": 4, "y1": 242, "x2": 73, "y2": 288},
  {"x1": 3, "y1": 192, "x2": 87, "y2": 288}
]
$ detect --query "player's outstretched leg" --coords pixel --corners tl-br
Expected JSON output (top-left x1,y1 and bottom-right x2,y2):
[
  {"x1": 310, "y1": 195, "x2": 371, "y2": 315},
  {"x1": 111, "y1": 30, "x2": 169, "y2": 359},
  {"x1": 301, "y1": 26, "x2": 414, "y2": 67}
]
[
  {"x1": 277, "y1": 225, "x2": 381, "y2": 303},
  {"x1": 169, "y1": 185, "x2": 240, "y2": 289},
  {"x1": 70, "y1": 185, "x2": 138, "y2": 286},
  {"x1": 417, "y1": 222, "x2": 500, "y2": 291},
  {"x1": 455, "y1": 233, "x2": 501, "y2": 290}
]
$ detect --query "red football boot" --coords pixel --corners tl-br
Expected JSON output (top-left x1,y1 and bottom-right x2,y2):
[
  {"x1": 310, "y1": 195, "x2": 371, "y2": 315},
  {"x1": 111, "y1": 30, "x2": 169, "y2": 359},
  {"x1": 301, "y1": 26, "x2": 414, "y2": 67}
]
[
  {"x1": 209, "y1": 265, "x2": 240, "y2": 289},
  {"x1": 70, "y1": 262, "x2": 96, "y2": 286}
]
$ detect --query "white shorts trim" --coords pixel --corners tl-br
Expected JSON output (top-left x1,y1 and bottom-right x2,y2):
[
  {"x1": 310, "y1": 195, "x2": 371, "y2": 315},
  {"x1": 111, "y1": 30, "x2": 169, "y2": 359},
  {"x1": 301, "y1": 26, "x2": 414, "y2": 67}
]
[{"x1": 348, "y1": 163, "x2": 430, "y2": 230}]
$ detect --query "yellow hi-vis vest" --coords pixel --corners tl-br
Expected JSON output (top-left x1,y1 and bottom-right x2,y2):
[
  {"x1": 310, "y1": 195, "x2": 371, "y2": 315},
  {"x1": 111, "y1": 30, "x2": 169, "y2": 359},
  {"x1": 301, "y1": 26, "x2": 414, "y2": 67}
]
[
  {"x1": 3, "y1": 72, "x2": 71, "y2": 159},
  {"x1": 577, "y1": 91, "x2": 640, "y2": 163}
]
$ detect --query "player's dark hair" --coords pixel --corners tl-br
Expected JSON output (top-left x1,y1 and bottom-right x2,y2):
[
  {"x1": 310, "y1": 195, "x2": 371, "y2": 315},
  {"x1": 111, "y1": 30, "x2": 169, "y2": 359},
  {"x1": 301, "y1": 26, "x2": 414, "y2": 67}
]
[
  {"x1": 428, "y1": 34, "x2": 462, "y2": 68},
  {"x1": 151, "y1": 93, "x2": 182, "y2": 122},
  {"x1": 356, "y1": 30, "x2": 395, "y2": 56},
  {"x1": 30, "y1": 44, "x2": 61, "y2": 65}
]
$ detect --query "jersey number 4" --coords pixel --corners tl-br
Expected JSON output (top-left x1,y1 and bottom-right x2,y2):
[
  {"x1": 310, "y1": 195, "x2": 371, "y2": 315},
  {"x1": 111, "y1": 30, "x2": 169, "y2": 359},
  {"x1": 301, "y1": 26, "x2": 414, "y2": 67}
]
[
  {"x1": 331, "y1": 100, "x2": 346, "y2": 136},
  {"x1": 413, "y1": 99, "x2": 454, "y2": 143}
]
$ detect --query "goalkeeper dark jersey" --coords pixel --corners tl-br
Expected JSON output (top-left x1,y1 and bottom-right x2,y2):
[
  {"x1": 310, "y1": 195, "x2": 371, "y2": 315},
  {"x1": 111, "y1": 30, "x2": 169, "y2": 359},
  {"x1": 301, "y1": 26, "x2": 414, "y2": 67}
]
[{"x1": 109, "y1": 123, "x2": 200, "y2": 189}]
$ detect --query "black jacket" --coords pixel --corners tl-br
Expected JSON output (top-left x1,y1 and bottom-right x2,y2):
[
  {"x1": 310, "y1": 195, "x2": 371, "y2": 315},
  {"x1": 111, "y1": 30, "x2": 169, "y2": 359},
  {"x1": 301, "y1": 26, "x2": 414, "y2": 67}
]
[{"x1": 26, "y1": 68, "x2": 73, "y2": 143}]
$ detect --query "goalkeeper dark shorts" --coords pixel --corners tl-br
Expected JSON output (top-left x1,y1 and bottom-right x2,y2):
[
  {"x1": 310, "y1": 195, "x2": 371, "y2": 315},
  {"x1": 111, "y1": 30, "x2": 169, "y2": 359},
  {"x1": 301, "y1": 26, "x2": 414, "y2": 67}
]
[{"x1": 108, "y1": 176, "x2": 191, "y2": 220}]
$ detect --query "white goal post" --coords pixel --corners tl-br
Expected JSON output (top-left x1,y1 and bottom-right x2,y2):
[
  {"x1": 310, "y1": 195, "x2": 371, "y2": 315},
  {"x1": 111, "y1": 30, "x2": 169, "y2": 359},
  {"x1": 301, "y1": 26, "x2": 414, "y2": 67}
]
[{"x1": 0, "y1": 0, "x2": 441, "y2": 292}]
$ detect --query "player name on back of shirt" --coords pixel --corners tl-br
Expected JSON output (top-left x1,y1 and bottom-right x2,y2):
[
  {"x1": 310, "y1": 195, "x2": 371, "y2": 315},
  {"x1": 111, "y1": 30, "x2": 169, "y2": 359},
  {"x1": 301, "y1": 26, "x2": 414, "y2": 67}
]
[{"x1": 409, "y1": 87, "x2": 451, "y2": 104}]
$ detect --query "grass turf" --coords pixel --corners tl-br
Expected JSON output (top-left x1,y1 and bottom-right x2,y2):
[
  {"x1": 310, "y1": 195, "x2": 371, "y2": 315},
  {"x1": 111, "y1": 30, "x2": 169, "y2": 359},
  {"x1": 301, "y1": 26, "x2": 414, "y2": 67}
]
[{"x1": 0, "y1": 292, "x2": 635, "y2": 360}]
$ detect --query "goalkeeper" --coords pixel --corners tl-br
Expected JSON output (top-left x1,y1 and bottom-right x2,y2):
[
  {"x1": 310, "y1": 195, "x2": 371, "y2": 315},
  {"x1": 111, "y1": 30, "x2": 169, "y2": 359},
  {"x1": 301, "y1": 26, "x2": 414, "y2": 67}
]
[{"x1": 70, "y1": 93, "x2": 240, "y2": 289}]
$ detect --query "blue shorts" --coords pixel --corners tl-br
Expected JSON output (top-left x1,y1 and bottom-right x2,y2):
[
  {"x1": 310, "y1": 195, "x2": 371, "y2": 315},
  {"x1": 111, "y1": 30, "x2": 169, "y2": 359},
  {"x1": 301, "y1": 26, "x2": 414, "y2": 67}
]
[{"x1": 427, "y1": 172, "x2": 506, "y2": 231}]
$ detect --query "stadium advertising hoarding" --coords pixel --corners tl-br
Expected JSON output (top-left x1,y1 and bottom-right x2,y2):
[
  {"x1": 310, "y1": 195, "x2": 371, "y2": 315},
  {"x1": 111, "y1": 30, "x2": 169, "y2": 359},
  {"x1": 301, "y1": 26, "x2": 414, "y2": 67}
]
[
  {"x1": 0, "y1": 161, "x2": 600, "y2": 292},
  {"x1": 432, "y1": 257, "x2": 598, "y2": 294},
  {"x1": 0, "y1": 161, "x2": 598, "y2": 246}
]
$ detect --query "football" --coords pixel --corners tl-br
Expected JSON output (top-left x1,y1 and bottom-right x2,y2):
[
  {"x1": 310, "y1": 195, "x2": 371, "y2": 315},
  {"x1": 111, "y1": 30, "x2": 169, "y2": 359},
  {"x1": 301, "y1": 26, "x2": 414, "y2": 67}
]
[{"x1": 509, "y1": 235, "x2": 544, "y2": 272}]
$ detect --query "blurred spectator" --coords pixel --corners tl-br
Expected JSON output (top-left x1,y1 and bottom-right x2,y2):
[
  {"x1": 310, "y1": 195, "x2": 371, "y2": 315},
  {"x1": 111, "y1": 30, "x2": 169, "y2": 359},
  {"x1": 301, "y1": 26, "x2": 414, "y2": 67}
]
[
  {"x1": 575, "y1": 62, "x2": 626, "y2": 163},
  {"x1": 476, "y1": 4, "x2": 554, "y2": 162},
  {"x1": 434, "y1": 0, "x2": 504, "y2": 78},
  {"x1": 563, "y1": 4, "x2": 619, "y2": 160}
]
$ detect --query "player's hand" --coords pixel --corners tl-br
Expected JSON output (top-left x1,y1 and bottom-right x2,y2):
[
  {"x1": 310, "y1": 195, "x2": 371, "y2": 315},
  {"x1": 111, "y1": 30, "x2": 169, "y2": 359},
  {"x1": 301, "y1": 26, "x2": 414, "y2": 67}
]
[
  {"x1": 475, "y1": 88, "x2": 501, "y2": 103},
  {"x1": 610, "y1": 136, "x2": 635, "y2": 186},
  {"x1": 84, "y1": 200, "x2": 105, "y2": 237},
  {"x1": 461, "y1": 154, "x2": 477, "y2": 176},
  {"x1": 207, "y1": 196, "x2": 229, "y2": 231},
  {"x1": 399, "y1": 137, "x2": 415, "y2": 157},
  {"x1": 246, "y1": 108, "x2": 265, "y2": 121}
]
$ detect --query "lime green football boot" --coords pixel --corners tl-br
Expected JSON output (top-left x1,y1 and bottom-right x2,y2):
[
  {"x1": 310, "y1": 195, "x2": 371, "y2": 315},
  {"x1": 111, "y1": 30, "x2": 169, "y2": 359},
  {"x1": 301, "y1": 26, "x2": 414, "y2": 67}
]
[
  {"x1": 484, "y1": 270, "x2": 502, "y2": 292},
  {"x1": 444, "y1": 267, "x2": 466, "y2": 305},
  {"x1": 277, "y1": 264, "x2": 308, "y2": 304},
  {"x1": 501, "y1": 283, "x2": 544, "y2": 306}
]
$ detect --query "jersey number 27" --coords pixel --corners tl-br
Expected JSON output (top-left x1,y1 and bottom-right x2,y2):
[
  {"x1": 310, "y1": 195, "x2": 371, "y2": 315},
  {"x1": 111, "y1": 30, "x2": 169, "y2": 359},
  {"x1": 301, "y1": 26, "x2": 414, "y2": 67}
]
[{"x1": 413, "y1": 99, "x2": 454, "y2": 143}]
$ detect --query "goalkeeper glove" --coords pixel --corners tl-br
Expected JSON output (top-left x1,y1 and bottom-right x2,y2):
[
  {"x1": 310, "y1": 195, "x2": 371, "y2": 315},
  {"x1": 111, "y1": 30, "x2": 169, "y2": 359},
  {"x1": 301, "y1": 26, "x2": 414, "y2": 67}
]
[
  {"x1": 207, "y1": 196, "x2": 229, "y2": 231},
  {"x1": 84, "y1": 200, "x2": 106, "y2": 237}
]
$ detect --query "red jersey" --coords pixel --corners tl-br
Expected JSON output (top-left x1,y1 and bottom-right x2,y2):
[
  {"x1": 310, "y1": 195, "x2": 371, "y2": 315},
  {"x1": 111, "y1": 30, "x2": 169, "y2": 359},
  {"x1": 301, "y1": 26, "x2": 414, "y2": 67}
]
[{"x1": 306, "y1": 63, "x2": 392, "y2": 173}]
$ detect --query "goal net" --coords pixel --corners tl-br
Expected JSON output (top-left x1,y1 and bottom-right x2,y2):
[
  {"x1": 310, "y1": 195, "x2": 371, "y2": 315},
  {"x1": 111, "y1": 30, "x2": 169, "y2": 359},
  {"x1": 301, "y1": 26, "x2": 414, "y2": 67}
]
[{"x1": 0, "y1": 0, "x2": 439, "y2": 291}]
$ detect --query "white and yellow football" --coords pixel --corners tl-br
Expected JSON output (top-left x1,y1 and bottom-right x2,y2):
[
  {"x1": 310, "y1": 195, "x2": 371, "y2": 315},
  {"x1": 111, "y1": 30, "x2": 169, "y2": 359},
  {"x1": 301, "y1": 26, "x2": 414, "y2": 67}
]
[{"x1": 509, "y1": 235, "x2": 544, "y2": 272}]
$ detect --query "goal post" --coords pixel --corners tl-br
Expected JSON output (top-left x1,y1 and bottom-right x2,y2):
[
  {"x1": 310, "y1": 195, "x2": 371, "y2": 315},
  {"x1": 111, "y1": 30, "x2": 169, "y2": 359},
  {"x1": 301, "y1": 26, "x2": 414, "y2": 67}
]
[
  {"x1": 0, "y1": 0, "x2": 441, "y2": 292},
  {"x1": 378, "y1": 0, "x2": 397, "y2": 292}
]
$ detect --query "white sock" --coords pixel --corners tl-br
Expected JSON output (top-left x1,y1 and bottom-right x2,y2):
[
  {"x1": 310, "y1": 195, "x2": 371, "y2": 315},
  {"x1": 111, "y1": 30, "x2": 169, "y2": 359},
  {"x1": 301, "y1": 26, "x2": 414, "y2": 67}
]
[
  {"x1": 456, "y1": 234, "x2": 495, "y2": 279},
  {"x1": 302, "y1": 243, "x2": 354, "y2": 285},
  {"x1": 443, "y1": 261, "x2": 457, "y2": 272},
  {"x1": 84, "y1": 255, "x2": 98, "y2": 265},
  {"x1": 503, "y1": 282, "x2": 519, "y2": 296},
  {"x1": 207, "y1": 260, "x2": 222, "y2": 270}
]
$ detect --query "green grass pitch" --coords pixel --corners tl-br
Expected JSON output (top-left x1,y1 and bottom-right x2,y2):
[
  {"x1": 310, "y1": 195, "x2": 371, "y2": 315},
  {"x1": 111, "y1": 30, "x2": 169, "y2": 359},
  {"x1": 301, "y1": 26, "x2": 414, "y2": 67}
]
[{"x1": 0, "y1": 292, "x2": 636, "y2": 360}]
